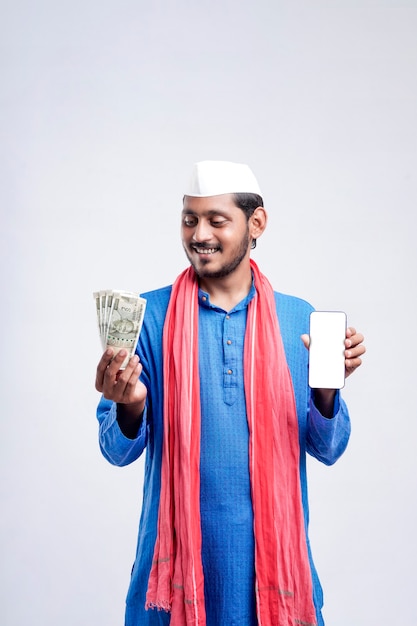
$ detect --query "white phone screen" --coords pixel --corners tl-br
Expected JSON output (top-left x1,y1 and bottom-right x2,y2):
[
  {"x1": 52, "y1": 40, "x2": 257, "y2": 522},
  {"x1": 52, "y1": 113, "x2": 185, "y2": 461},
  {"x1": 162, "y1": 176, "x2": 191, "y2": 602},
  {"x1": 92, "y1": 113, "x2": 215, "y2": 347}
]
[{"x1": 308, "y1": 311, "x2": 346, "y2": 389}]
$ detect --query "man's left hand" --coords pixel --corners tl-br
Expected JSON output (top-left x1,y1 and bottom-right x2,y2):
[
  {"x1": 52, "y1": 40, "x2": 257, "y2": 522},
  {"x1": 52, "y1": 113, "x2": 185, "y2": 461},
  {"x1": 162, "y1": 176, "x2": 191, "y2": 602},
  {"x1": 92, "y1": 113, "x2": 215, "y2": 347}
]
[
  {"x1": 301, "y1": 326, "x2": 366, "y2": 379},
  {"x1": 343, "y1": 327, "x2": 366, "y2": 378}
]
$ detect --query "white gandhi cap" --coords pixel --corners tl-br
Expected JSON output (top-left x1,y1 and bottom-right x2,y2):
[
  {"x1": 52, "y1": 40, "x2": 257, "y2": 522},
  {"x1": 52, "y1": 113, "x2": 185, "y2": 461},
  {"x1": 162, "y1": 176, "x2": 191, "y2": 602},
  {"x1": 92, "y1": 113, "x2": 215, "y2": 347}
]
[{"x1": 185, "y1": 160, "x2": 262, "y2": 197}]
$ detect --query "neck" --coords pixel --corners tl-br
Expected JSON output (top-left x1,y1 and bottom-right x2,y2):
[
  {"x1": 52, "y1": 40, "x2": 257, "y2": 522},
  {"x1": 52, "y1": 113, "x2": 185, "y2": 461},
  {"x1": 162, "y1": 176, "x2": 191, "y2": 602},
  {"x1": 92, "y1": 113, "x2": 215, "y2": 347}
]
[{"x1": 198, "y1": 260, "x2": 253, "y2": 312}]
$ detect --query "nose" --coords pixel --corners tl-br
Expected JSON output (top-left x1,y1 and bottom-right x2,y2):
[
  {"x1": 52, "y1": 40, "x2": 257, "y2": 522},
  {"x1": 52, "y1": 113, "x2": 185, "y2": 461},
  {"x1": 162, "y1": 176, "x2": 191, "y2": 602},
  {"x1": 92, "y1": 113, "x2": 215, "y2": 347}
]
[{"x1": 192, "y1": 219, "x2": 213, "y2": 243}]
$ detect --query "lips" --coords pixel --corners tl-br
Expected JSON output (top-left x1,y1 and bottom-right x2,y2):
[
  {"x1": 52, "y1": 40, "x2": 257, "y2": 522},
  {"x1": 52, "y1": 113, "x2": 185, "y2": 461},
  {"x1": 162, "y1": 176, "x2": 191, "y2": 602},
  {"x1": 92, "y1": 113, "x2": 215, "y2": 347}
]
[{"x1": 191, "y1": 245, "x2": 220, "y2": 255}]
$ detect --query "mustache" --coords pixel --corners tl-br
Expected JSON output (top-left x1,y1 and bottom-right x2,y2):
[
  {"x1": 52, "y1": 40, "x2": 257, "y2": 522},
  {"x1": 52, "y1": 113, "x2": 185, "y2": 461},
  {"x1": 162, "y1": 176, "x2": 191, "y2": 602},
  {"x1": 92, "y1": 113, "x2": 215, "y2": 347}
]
[{"x1": 190, "y1": 242, "x2": 222, "y2": 251}]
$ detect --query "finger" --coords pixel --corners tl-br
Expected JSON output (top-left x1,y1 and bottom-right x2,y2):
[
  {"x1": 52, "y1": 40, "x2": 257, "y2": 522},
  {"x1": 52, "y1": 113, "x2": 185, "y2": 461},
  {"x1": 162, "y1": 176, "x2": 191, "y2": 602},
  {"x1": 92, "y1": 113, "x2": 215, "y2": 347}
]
[
  {"x1": 114, "y1": 355, "x2": 140, "y2": 387},
  {"x1": 300, "y1": 334, "x2": 310, "y2": 349},
  {"x1": 345, "y1": 332, "x2": 365, "y2": 350},
  {"x1": 109, "y1": 349, "x2": 131, "y2": 372},
  {"x1": 118, "y1": 361, "x2": 143, "y2": 402},
  {"x1": 100, "y1": 350, "x2": 131, "y2": 396},
  {"x1": 107, "y1": 356, "x2": 142, "y2": 403},
  {"x1": 106, "y1": 349, "x2": 137, "y2": 378},
  {"x1": 95, "y1": 348, "x2": 115, "y2": 391},
  {"x1": 345, "y1": 327, "x2": 356, "y2": 342},
  {"x1": 345, "y1": 355, "x2": 363, "y2": 377},
  {"x1": 345, "y1": 342, "x2": 366, "y2": 360},
  {"x1": 103, "y1": 350, "x2": 142, "y2": 394}
]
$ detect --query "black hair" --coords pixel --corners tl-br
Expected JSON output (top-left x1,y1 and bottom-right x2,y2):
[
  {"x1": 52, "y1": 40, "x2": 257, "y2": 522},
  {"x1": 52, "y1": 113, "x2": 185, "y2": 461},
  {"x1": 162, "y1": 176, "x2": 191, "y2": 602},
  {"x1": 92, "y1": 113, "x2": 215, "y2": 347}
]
[{"x1": 233, "y1": 193, "x2": 264, "y2": 249}]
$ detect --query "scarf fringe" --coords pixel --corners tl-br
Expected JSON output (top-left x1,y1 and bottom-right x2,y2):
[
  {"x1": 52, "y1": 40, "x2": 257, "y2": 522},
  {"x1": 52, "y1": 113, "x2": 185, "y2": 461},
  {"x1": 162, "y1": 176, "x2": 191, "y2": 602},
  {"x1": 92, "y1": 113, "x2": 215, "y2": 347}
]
[{"x1": 145, "y1": 600, "x2": 171, "y2": 612}]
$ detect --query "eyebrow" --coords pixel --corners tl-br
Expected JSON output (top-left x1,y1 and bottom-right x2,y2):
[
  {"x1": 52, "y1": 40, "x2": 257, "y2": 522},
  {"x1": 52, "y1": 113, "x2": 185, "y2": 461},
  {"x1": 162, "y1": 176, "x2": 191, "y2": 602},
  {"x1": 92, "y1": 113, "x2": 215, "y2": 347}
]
[{"x1": 181, "y1": 208, "x2": 230, "y2": 217}]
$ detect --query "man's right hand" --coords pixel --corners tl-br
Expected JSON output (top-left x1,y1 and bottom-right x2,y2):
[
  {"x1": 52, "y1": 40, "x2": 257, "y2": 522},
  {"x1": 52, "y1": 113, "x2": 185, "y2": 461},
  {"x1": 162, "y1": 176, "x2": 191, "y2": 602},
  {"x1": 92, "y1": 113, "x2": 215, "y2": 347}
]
[{"x1": 95, "y1": 349, "x2": 147, "y2": 432}]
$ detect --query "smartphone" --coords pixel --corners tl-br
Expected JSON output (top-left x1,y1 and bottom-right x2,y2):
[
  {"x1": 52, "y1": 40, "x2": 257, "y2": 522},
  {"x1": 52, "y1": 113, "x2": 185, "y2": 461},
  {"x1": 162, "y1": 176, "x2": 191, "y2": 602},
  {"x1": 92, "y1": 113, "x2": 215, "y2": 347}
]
[{"x1": 308, "y1": 311, "x2": 347, "y2": 389}]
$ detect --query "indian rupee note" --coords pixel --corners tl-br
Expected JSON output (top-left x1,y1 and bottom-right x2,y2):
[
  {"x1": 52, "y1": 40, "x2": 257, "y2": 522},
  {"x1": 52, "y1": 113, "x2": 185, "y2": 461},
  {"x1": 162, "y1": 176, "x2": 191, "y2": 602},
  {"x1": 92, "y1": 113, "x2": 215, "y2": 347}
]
[
  {"x1": 93, "y1": 292, "x2": 102, "y2": 346},
  {"x1": 104, "y1": 291, "x2": 147, "y2": 368}
]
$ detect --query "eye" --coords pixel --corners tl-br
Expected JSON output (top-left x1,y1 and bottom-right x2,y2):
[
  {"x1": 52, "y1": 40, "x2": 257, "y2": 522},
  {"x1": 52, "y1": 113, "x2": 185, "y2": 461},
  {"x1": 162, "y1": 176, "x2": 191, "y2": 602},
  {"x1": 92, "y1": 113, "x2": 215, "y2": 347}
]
[
  {"x1": 210, "y1": 219, "x2": 227, "y2": 227},
  {"x1": 183, "y1": 215, "x2": 198, "y2": 227}
]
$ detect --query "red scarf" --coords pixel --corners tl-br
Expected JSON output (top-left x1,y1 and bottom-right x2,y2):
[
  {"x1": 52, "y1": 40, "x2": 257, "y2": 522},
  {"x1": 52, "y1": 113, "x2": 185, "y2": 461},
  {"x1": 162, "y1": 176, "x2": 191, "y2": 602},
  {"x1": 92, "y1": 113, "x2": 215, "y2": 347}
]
[{"x1": 146, "y1": 260, "x2": 317, "y2": 626}]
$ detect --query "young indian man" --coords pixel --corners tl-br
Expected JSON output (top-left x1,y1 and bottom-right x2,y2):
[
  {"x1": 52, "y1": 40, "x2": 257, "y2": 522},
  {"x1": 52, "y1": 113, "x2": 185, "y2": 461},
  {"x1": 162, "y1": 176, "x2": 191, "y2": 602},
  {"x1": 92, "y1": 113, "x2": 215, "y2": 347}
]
[{"x1": 95, "y1": 160, "x2": 366, "y2": 626}]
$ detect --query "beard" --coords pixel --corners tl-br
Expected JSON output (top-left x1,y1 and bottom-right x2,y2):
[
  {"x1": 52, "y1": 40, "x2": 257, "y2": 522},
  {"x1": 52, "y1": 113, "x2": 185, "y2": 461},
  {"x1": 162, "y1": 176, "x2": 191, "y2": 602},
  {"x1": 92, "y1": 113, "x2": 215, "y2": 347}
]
[{"x1": 184, "y1": 228, "x2": 251, "y2": 280}]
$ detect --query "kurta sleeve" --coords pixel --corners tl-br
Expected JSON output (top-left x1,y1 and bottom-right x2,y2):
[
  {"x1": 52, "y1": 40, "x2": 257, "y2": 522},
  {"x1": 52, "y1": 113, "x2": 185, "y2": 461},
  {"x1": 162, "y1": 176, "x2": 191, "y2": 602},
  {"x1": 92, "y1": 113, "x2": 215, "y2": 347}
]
[
  {"x1": 97, "y1": 395, "x2": 148, "y2": 467},
  {"x1": 306, "y1": 391, "x2": 351, "y2": 466},
  {"x1": 95, "y1": 288, "x2": 171, "y2": 469}
]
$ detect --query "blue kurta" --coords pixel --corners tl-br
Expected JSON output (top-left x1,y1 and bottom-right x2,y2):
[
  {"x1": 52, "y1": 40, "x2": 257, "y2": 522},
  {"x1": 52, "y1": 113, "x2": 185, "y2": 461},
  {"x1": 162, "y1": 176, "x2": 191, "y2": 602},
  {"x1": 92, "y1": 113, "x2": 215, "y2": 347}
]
[{"x1": 97, "y1": 281, "x2": 351, "y2": 626}]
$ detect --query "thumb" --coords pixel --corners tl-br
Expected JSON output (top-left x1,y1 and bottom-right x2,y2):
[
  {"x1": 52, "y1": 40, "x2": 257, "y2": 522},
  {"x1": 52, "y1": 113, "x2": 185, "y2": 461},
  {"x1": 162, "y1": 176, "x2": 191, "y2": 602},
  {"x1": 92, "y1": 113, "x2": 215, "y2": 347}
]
[{"x1": 300, "y1": 334, "x2": 310, "y2": 350}]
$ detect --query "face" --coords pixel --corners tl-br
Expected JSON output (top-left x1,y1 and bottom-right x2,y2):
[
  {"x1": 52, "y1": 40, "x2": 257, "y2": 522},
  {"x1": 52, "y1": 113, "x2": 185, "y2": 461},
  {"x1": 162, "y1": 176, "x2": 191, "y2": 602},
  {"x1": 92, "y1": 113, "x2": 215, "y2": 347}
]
[{"x1": 181, "y1": 194, "x2": 252, "y2": 280}]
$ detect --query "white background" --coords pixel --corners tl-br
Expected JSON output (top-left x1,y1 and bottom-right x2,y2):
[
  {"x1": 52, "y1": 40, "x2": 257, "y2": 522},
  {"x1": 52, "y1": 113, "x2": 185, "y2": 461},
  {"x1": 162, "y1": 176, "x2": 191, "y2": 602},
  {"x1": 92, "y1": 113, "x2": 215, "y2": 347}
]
[{"x1": 1, "y1": 1, "x2": 416, "y2": 624}]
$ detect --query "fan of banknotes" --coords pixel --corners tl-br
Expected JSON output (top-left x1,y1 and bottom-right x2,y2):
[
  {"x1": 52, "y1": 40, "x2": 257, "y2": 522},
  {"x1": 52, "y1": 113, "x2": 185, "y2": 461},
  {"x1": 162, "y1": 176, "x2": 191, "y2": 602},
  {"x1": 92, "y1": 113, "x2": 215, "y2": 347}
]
[{"x1": 93, "y1": 290, "x2": 147, "y2": 369}]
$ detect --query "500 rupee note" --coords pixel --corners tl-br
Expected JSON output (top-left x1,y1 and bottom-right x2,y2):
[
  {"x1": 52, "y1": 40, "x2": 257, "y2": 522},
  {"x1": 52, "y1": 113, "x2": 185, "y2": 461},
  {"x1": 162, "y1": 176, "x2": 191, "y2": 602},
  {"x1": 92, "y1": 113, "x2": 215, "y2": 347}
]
[{"x1": 93, "y1": 290, "x2": 147, "y2": 368}]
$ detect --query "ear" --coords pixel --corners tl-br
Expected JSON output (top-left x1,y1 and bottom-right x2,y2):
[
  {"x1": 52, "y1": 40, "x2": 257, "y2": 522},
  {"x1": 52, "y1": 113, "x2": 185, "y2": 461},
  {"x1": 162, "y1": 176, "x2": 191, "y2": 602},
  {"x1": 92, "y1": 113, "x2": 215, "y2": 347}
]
[{"x1": 249, "y1": 207, "x2": 268, "y2": 240}]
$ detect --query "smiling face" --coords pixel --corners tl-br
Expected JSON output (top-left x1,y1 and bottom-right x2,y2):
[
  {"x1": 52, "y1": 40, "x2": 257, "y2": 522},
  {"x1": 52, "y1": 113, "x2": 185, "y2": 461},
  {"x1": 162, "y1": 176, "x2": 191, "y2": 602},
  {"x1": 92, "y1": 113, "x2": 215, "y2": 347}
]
[{"x1": 181, "y1": 193, "x2": 254, "y2": 280}]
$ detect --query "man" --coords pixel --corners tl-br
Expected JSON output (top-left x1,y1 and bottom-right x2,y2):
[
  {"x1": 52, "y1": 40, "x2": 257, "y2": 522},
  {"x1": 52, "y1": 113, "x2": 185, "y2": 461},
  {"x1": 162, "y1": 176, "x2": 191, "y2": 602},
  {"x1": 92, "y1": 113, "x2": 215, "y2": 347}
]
[{"x1": 95, "y1": 160, "x2": 365, "y2": 626}]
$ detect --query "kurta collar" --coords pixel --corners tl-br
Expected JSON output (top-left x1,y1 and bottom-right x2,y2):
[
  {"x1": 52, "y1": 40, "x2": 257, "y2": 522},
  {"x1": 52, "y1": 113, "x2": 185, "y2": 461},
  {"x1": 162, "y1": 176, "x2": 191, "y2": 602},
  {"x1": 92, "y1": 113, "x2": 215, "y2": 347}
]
[{"x1": 198, "y1": 278, "x2": 256, "y2": 314}]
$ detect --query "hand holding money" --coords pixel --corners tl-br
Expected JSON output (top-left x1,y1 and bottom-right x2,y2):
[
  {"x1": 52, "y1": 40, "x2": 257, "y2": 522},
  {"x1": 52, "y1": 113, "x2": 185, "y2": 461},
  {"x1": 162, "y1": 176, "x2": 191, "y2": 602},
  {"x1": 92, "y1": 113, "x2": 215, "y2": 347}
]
[
  {"x1": 95, "y1": 348, "x2": 147, "y2": 434},
  {"x1": 93, "y1": 290, "x2": 147, "y2": 369}
]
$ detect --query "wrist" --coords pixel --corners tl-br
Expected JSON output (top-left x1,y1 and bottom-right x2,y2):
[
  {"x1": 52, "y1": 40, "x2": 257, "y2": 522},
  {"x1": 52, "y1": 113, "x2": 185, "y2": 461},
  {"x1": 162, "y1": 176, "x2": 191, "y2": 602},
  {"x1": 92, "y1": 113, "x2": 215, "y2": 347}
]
[
  {"x1": 116, "y1": 401, "x2": 145, "y2": 438},
  {"x1": 313, "y1": 388, "x2": 336, "y2": 419}
]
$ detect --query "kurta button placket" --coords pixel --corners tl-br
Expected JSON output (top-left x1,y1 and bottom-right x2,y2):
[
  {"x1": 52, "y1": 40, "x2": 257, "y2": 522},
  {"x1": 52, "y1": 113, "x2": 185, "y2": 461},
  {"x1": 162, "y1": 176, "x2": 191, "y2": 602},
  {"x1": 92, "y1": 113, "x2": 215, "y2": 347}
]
[
  {"x1": 194, "y1": 280, "x2": 263, "y2": 624},
  {"x1": 222, "y1": 311, "x2": 238, "y2": 405}
]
